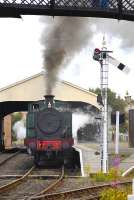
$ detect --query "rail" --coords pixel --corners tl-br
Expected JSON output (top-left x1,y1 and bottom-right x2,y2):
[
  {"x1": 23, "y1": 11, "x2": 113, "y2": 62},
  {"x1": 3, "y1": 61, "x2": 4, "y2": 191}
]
[
  {"x1": 0, "y1": 165, "x2": 35, "y2": 193},
  {"x1": 29, "y1": 180, "x2": 131, "y2": 200},
  {"x1": 0, "y1": 150, "x2": 21, "y2": 167},
  {"x1": 29, "y1": 166, "x2": 64, "y2": 200}
]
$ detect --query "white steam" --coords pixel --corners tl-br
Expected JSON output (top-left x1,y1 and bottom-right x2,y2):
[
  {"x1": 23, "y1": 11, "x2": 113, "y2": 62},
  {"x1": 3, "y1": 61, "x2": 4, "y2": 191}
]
[
  {"x1": 91, "y1": 18, "x2": 134, "y2": 49},
  {"x1": 13, "y1": 120, "x2": 26, "y2": 139},
  {"x1": 72, "y1": 112, "x2": 95, "y2": 144}
]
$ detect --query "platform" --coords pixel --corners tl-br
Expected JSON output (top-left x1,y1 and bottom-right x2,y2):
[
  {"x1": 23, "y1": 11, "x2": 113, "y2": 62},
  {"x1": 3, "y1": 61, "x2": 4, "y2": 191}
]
[
  {"x1": 75, "y1": 142, "x2": 134, "y2": 176},
  {"x1": 73, "y1": 144, "x2": 101, "y2": 176},
  {"x1": 119, "y1": 154, "x2": 134, "y2": 173}
]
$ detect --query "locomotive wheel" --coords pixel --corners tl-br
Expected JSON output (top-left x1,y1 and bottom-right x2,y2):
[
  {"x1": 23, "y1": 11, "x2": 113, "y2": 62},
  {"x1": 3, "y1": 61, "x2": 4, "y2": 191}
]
[
  {"x1": 63, "y1": 148, "x2": 74, "y2": 169},
  {"x1": 64, "y1": 148, "x2": 80, "y2": 170},
  {"x1": 27, "y1": 147, "x2": 32, "y2": 155},
  {"x1": 34, "y1": 152, "x2": 40, "y2": 167}
]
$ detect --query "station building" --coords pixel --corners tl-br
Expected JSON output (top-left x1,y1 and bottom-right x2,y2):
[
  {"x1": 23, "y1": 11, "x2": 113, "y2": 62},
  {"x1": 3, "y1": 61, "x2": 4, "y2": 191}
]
[{"x1": 0, "y1": 71, "x2": 99, "y2": 148}]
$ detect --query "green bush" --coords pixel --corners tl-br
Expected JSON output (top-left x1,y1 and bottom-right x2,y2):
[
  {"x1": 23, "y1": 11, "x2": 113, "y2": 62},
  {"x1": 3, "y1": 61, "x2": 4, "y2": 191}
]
[
  {"x1": 107, "y1": 168, "x2": 121, "y2": 181},
  {"x1": 93, "y1": 171, "x2": 107, "y2": 182},
  {"x1": 92, "y1": 168, "x2": 121, "y2": 182},
  {"x1": 12, "y1": 112, "x2": 23, "y2": 125},
  {"x1": 100, "y1": 187, "x2": 130, "y2": 200}
]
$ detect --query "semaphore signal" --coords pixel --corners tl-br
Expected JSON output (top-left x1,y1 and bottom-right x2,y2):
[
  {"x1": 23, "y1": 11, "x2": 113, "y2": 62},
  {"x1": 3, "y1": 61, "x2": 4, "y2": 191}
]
[
  {"x1": 93, "y1": 38, "x2": 130, "y2": 173},
  {"x1": 108, "y1": 55, "x2": 130, "y2": 74},
  {"x1": 93, "y1": 48, "x2": 130, "y2": 74}
]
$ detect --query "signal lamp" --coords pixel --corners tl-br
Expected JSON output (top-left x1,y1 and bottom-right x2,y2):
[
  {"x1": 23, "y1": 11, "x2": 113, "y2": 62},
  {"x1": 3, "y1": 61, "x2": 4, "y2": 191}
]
[{"x1": 93, "y1": 48, "x2": 101, "y2": 61}]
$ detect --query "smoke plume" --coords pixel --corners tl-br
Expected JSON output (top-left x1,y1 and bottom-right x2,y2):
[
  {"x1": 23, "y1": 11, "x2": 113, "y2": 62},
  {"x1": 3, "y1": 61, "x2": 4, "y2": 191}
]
[
  {"x1": 41, "y1": 17, "x2": 92, "y2": 94},
  {"x1": 40, "y1": 17, "x2": 134, "y2": 94}
]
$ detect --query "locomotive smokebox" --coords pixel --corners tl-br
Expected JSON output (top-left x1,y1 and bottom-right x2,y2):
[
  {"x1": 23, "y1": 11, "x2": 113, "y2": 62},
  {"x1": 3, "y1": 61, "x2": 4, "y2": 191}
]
[{"x1": 44, "y1": 95, "x2": 55, "y2": 108}]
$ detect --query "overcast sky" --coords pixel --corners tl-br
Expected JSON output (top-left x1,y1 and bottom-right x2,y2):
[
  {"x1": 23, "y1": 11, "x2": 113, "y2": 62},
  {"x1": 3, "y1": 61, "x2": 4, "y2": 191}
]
[{"x1": 0, "y1": 16, "x2": 134, "y2": 98}]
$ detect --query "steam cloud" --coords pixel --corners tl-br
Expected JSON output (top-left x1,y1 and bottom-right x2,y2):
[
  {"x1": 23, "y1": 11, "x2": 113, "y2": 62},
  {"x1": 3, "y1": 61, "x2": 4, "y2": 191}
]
[
  {"x1": 72, "y1": 110, "x2": 97, "y2": 144},
  {"x1": 41, "y1": 17, "x2": 92, "y2": 94},
  {"x1": 56, "y1": 105, "x2": 99, "y2": 143},
  {"x1": 72, "y1": 113, "x2": 89, "y2": 139},
  {"x1": 13, "y1": 120, "x2": 26, "y2": 139},
  {"x1": 91, "y1": 18, "x2": 134, "y2": 48}
]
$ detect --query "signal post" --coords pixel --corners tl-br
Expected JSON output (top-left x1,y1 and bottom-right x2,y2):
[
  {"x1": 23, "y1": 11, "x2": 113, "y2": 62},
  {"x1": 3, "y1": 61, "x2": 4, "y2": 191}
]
[{"x1": 93, "y1": 38, "x2": 112, "y2": 173}]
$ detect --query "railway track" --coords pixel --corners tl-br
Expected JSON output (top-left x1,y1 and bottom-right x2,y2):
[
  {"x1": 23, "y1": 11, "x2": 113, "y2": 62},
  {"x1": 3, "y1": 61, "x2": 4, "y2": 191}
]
[
  {"x1": 0, "y1": 151, "x2": 21, "y2": 167},
  {"x1": 0, "y1": 166, "x2": 35, "y2": 194},
  {"x1": 0, "y1": 152, "x2": 131, "y2": 200},
  {"x1": 0, "y1": 156, "x2": 131, "y2": 200},
  {"x1": 27, "y1": 166, "x2": 65, "y2": 200},
  {"x1": 0, "y1": 166, "x2": 64, "y2": 200},
  {"x1": 29, "y1": 180, "x2": 131, "y2": 200},
  {"x1": 0, "y1": 149, "x2": 34, "y2": 177}
]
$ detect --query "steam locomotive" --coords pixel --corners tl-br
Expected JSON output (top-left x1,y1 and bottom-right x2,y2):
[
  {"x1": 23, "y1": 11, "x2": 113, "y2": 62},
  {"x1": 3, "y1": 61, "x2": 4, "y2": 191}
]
[{"x1": 24, "y1": 95, "x2": 76, "y2": 167}]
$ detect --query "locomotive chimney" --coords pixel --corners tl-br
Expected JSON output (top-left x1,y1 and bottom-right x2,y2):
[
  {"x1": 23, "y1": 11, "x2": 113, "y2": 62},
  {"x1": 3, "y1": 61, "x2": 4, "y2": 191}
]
[{"x1": 44, "y1": 95, "x2": 55, "y2": 108}]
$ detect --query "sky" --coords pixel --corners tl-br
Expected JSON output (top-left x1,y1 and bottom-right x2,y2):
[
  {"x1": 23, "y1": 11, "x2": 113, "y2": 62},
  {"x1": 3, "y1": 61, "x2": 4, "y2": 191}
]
[{"x1": 0, "y1": 15, "x2": 134, "y2": 98}]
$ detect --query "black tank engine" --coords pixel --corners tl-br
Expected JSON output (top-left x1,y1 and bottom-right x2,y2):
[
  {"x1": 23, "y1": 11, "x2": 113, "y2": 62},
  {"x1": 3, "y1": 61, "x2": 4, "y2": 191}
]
[{"x1": 24, "y1": 95, "x2": 75, "y2": 167}]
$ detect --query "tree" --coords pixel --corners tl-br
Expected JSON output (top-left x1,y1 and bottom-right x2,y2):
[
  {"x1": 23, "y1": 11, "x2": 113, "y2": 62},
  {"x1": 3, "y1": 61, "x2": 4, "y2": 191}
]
[
  {"x1": 89, "y1": 88, "x2": 128, "y2": 133},
  {"x1": 89, "y1": 88, "x2": 126, "y2": 112}
]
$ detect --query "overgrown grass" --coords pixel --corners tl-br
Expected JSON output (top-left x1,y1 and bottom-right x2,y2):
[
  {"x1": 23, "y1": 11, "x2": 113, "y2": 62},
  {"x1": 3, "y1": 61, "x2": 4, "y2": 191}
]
[
  {"x1": 84, "y1": 165, "x2": 91, "y2": 176},
  {"x1": 92, "y1": 168, "x2": 122, "y2": 182},
  {"x1": 100, "y1": 186, "x2": 131, "y2": 200}
]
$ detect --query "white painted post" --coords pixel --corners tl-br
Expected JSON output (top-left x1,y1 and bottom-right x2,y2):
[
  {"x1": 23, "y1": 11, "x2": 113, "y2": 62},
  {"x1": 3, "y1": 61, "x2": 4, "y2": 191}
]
[
  {"x1": 101, "y1": 38, "x2": 109, "y2": 173},
  {"x1": 132, "y1": 179, "x2": 134, "y2": 195},
  {"x1": 128, "y1": 179, "x2": 134, "y2": 199},
  {"x1": 115, "y1": 111, "x2": 120, "y2": 154},
  {"x1": 128, "y1": 196, "x2": 134, "y2": 200}
]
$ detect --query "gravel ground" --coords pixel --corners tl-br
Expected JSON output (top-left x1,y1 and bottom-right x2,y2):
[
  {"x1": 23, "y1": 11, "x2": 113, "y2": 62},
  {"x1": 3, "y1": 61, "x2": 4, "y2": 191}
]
[
  {"x1": 0, "y1": 153, "x2": 17, "y2": 163},
  {"x1": 32, "y1": 168, "x2": 62, "y2": 176},
  {"x1": 0, "y1": 153, "x2": 33, "y2": 175},
  {"x1": 51, "y1": 177, "x2": 92, "y2": 193},
  {"x1": 0, "y1": 178, "x2": 54, "y2": 200},
  {"x1": 0, "y1": 178, "x2": 16, "y2": 187}
]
